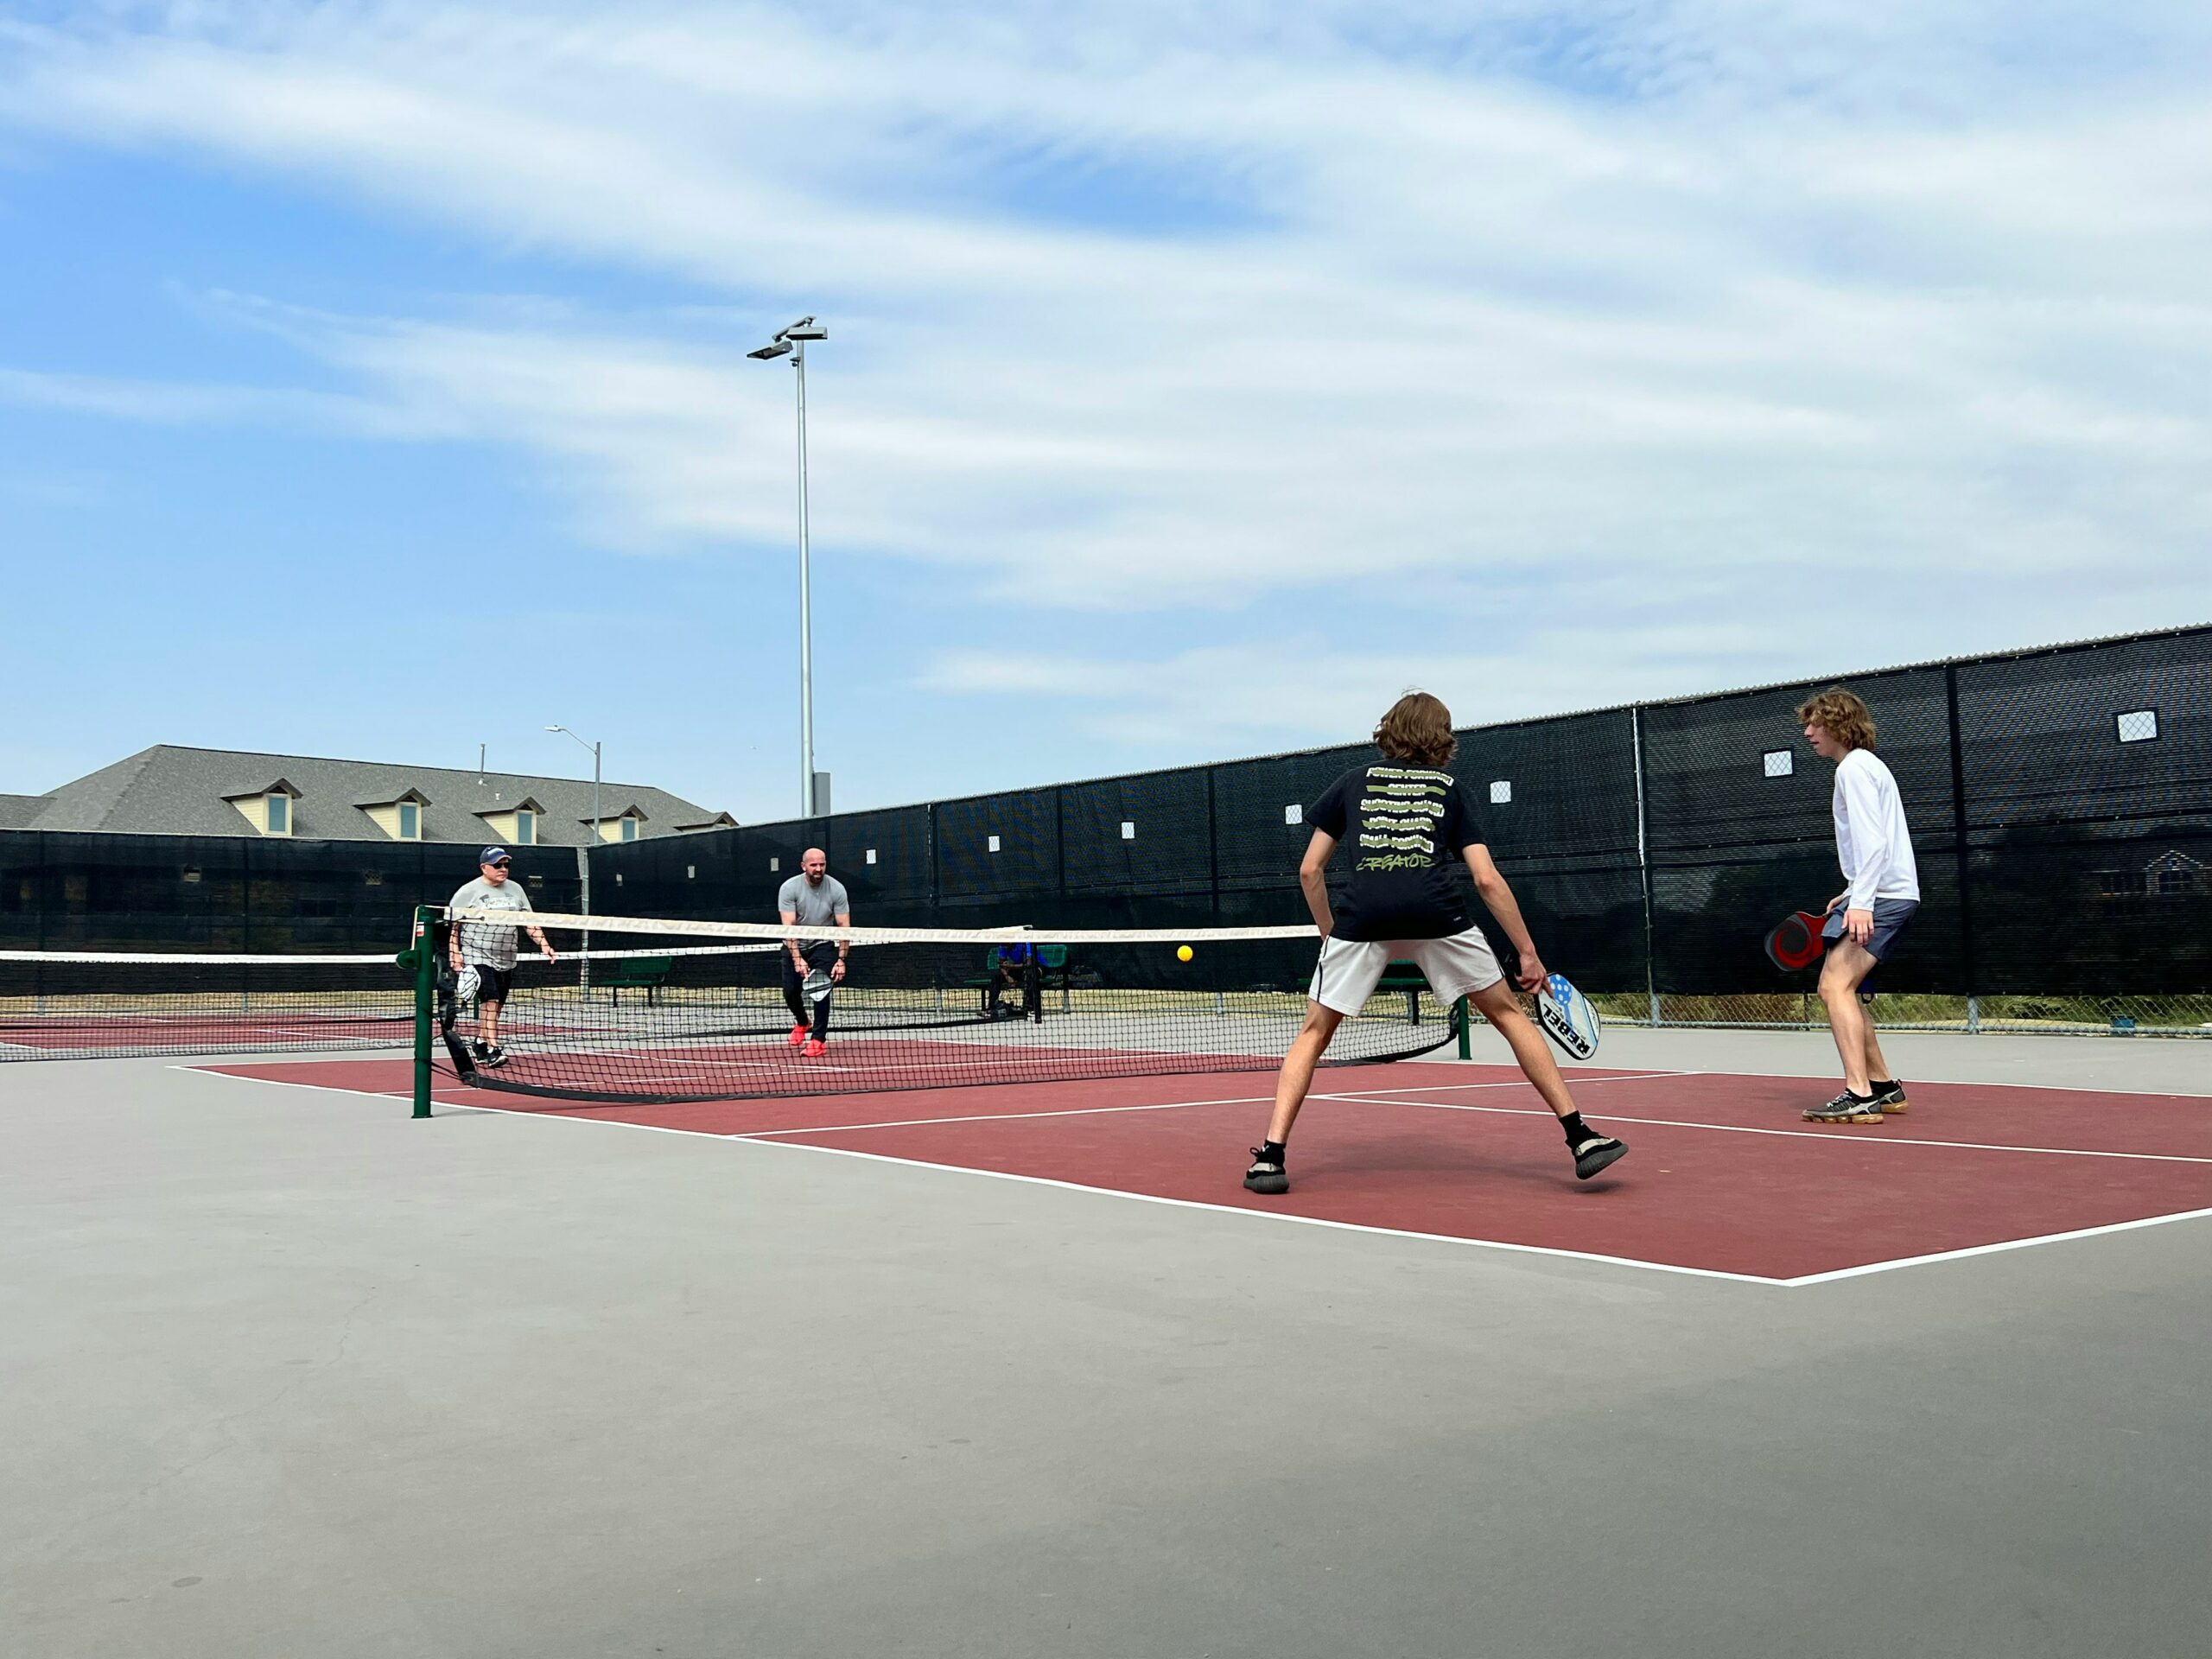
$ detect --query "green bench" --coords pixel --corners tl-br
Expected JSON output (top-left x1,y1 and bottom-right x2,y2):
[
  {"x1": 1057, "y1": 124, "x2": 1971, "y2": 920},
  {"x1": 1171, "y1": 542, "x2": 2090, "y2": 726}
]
[
  {"x1": 963, "y1": 943, "x2": 1071, "y2": 1015},
  {"x1": 599, "y1": 955, "x2": 672, "y2": 1004},
  {"x1": 1376, "y1": 960, "x2": 1429, "y2": 1025}
]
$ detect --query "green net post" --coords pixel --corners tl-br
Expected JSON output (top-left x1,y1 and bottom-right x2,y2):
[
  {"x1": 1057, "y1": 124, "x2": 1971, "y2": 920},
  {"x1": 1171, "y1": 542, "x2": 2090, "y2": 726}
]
[
  {"x1": 1456, "y1": 995, "x2": 1471, "y2": 1059},
  {"x1": 397, "y1": 906, "x2": 438, "y2": 1119}
]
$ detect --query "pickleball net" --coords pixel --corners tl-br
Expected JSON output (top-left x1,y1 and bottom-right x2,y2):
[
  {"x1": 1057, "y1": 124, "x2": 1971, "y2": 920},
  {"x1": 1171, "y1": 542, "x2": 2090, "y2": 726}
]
[
  {"x1": 436, "y1": 909, "x2": 1461, "y2": 1103},
  {"x1": 0, "y1": 949, "x2": 416, "y2": 1061}
]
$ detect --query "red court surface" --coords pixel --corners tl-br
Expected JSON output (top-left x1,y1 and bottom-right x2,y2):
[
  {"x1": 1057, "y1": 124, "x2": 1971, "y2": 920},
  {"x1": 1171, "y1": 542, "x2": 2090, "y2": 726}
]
[{"x1": 198, "y1": 1058, "x2": 2212, "y2": 1286}]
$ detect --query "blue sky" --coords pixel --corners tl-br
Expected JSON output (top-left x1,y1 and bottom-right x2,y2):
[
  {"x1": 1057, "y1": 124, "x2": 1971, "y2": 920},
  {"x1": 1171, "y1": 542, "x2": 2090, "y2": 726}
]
[{"x1": 3, "y1": 2, "x2": 2209, "y2": 824}]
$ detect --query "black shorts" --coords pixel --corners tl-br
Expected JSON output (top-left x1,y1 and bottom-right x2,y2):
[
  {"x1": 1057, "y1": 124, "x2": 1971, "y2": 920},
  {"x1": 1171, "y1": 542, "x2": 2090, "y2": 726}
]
[{"x1": 468, "y1": 963, "x2": 514, "y2": 1005}]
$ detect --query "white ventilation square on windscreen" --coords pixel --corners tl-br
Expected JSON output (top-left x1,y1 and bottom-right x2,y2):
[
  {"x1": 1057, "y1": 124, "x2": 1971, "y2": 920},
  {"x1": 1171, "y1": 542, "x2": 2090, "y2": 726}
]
[
  {"x1": 2117, "y1": 709, "x2": 2158, "y2": 744},
  {"x1": 1284, "y1": 804, "x2": 1302, "y2": 824},
  {"x1": 1764, "y1": 750, "x2": 1795, "y2": 778},
  {"x1": 1121, "y1": 821, "x2": 1135, "y2": 840},
  {"x1": 988, "y1": 835, "x2": 1001, "y2": 853},
  {"x1": 1489, "y1": 780, "x2": 1512, "y2": 804},
  {"x1": 866, "y1": 849, "x2": 878, "y2": 864},
  {"x1": 769, "y1": 857, "x2": 779, "y2": 871}
]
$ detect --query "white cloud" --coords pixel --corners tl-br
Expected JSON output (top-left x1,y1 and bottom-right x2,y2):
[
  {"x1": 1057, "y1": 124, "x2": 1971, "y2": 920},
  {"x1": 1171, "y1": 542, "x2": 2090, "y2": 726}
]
[
  {"x1": 1, "y1": 0, "x2": 2209, "y2": 779},
  {"x1": 919, "y1": 624, "x2": 1789, "y2": 751}
]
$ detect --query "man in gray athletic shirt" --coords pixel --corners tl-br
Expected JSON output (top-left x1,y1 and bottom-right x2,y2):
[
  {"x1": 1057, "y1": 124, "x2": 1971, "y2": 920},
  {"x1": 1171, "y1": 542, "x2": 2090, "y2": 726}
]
[
  {"x1": 448, "y1": 845, "x2": 556, "y2": 1068},
  {"x1": 778, "y1": 847, "x2": 851, "y2": 1055}
]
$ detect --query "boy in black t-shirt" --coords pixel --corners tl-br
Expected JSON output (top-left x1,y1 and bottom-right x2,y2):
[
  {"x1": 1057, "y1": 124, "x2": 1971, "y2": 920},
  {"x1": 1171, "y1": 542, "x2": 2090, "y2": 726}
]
[{"x1": 1243, "y1": 692, "x2": 1627, "y2": 1195}]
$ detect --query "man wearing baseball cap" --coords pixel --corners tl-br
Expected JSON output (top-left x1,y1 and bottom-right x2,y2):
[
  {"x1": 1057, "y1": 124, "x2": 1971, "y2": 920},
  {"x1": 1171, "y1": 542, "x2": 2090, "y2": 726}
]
[{"x1": 448, "y1": 846, "x2": 556, "y2": 1069}]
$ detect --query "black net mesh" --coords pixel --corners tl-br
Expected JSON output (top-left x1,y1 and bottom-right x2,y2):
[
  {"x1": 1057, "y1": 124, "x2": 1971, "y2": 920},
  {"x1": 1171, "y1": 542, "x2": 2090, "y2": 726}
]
[{"x1": 434, "y1": 911, "x2": 1455, "y2": 1104}]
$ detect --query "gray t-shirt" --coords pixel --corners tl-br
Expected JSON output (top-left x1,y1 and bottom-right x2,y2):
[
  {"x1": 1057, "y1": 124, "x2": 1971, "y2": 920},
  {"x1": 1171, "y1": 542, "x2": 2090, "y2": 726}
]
[
  {"x1": 449, "y1": 875, "x2": 534, "y2": 969},
  {"x1": 778, "y1": 874, "x2": 851, "y2": 929}
]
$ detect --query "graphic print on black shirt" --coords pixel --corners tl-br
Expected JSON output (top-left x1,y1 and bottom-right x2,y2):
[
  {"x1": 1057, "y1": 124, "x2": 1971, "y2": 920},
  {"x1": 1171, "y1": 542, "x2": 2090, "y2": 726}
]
[{"x1": 1306, "y1": 765, "x2": 1484, "y2": 941}]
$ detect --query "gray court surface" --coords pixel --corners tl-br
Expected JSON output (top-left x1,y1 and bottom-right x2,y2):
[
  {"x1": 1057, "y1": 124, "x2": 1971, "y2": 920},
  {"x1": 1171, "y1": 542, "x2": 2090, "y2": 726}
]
[{"x1": 4, "y1": 1031, "x2": 2209, "y2": 1659}]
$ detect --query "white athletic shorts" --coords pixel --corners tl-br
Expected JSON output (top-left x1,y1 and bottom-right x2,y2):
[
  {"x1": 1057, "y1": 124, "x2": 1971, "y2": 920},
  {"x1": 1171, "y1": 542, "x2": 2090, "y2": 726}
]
[{"x1": 1307, "y1": 929, "x2": 1505, "y2": 1015}]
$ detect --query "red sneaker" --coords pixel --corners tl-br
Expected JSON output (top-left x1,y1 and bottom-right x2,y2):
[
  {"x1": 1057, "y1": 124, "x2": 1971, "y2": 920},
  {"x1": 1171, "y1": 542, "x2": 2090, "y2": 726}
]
[
  {"x1": 803, "y1": 1039, "x2": 827, "y2": 1058},
  {"x1": 787, "y1": 1024, "x2": 809, "y2": 1047}
]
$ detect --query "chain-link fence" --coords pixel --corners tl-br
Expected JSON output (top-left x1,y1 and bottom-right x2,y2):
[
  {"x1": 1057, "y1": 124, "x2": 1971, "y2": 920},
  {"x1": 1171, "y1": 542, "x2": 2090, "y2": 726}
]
[
  {"x1": 7, "y1": 626, "x2": 2205, "y2": 1036},
  {"x1": 600, "y1": 624, "x2": 2206, "y2": 1039}
]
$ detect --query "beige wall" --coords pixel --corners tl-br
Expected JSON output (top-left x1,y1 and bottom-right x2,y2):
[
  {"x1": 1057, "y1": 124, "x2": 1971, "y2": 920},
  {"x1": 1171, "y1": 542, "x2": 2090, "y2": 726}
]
[
  {"x1": 478, "y1": 807, "x2": 544, "y2": 845},
  {"x1": 228, "y1": 793, "x2": 293, "y2": 836},
  {"x1": 362, "y1": 801, "x2": 427, "y2": 840}
]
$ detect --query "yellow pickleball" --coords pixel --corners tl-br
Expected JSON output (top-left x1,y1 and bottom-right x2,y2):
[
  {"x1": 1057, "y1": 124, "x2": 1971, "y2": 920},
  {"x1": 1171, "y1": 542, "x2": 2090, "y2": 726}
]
[{"x1": 1177, "y1": 944, "x2": 1194, "y2": 962}]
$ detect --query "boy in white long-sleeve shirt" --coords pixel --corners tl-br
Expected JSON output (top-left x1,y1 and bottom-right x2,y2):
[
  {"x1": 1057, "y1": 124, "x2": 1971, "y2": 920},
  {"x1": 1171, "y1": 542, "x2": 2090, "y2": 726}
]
[{"x1": 1796, "y1": 688, "x2": 1921, "y2": 1124}]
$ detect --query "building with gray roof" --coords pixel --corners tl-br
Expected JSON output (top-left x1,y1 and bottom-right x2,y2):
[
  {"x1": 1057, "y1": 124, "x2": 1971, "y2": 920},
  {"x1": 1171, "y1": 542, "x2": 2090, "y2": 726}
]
[{"x1": 4, "y1": 746, "x2": 735, "y2": 847}]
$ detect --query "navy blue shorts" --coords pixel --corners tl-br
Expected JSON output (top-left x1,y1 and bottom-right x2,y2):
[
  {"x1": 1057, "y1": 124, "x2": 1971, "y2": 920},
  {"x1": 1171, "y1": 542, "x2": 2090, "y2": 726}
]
[{"x1": 1822, "y1": 899, "x2": 1918, "y2": 963}]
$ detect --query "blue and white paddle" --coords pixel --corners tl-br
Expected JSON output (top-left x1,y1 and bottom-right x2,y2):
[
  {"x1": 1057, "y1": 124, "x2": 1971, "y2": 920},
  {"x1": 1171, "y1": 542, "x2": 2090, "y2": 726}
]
[{"x1": 1536, "y1": 971, "x2": 1602, "y2": 1060}]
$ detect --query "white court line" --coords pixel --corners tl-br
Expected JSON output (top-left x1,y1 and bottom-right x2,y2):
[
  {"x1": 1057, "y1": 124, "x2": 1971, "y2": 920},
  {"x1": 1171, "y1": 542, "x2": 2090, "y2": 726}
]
[
  {"x1": 174, "y1": 1065, "x2": 1770, "y2": 1283},
  {"x1": 177, "y1": 1065, "x2": 2212, "y2": 1287},
  {"x1": 754, "y1": 1073, "x2": 1691, "y2": 1138},
  {"x1": 721, "y1": 1135, "x2": 1787, "y2": 1286},
  {"x1": 1358, "y1": 1062, "x2": 2212, "y2": 1103},
  {"x1": 1333, "y1": 1091, "x2": 2212, "y2": 1166},
  {"x1": 741, "y1": 1091, "x2": 1279, "y2": 1136},
  {"x1": 1324, "y1": 1071, "x2": 1700, "y2": 1096},
  {"x1": 1776, "y1": 1208, "x2": 2212, "y2": 1284}
]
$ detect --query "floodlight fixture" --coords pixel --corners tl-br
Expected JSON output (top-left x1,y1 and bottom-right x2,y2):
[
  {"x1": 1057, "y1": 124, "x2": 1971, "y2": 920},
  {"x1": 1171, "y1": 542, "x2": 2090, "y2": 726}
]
[{"x1": 749, "y1": 314, "x2": 829, "y2": 816}]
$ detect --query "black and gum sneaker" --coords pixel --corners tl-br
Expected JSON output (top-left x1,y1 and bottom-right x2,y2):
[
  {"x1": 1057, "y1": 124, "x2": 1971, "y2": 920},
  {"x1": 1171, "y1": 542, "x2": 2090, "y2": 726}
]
[
  {"x1": 1804, "y1": 1090, "x2": 1882, "y2": 1124},
  {"x1": 478, "y1": 1043, "x2": 511, "y2": 1069},
  {"x1": 1243, "y1": 1147, "x2": 1288, "y2": 1196},
  {"x1": 1868, "y1": 1079, "x2": 1910, "y2": 1115},
  {"x1": 1572, "y1": 1135, "x2": 1628, "y2": 1180}
]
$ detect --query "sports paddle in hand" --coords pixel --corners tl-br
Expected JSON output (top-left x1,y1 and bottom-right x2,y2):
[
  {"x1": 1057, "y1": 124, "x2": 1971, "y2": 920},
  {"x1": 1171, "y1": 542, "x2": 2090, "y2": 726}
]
[
  {"x1": 1536, "y1": 970, "x2": 1602, "y2": 1060},
  {"x1": 1764, "y1": 909, "x2": 1829, "y2": 973}
]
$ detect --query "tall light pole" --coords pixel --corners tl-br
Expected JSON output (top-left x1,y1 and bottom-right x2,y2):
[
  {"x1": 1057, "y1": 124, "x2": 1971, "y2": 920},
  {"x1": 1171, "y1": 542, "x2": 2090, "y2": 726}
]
[
  {"x1": 547, "y1": 725, "x2": 601, "y2": 988},
  {"x1": 748, "y1": 315, "x2": 828, "y2": 817}
]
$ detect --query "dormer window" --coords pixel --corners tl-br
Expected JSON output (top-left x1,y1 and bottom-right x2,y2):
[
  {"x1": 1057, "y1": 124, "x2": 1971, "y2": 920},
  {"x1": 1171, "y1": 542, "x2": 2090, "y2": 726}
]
[
  {"x1": 224, "y1": 779, "x2": 301, "y2": 837},
  {"x1": 477, "y1": 796, "x2": 547, "y2": 848},
  {"x1": 588, "y1": 806, "x2": 651, "y2": 843},
  {"x1": 360, "y1": 789, "x2": 431, "y2": 841}
]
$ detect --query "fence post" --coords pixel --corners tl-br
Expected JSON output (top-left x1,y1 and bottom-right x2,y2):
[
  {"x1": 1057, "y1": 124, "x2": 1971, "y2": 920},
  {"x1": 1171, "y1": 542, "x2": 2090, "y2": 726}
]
[
  {"x1": 1944, "y1": 664, "x2": 1980, "y2": 1032},
  {"x1": 1631, "y1": 706, "x2": 1661, "y2": 1027},
  {"x1": 1206, "y1": 765, "x2": 1222, "y2": 929}
]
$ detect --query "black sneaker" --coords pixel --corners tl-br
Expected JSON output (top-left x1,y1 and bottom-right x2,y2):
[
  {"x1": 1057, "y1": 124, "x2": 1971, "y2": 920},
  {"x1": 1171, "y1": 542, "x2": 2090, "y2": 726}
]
[
  {"x1": 1243, "y1": 1147, "x2": 1288, "y2": 1195},
  {"x1": 1572, "y1": 1135, "x2": 1628, "y2": 1180},
  {"x1": 478, "y1": 1043, "x2": 511, "y2": 1070},
  {"x1": 1867, "y1": 1079, "x2": 1910, "y2": 1115},
  {"x1": 1803, "y1": 1090, "x2": 1881, "y2": 1124}
]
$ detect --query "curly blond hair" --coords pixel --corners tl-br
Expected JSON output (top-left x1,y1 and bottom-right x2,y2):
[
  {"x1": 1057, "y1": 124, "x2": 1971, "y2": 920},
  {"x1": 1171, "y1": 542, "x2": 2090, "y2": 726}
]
[
  {"x1": 1795, "y1": 687, "x2": 1877, "y2": 752},
  {"x1": 1373, "y1": 691, "x2": 1459, "y2": 767}
]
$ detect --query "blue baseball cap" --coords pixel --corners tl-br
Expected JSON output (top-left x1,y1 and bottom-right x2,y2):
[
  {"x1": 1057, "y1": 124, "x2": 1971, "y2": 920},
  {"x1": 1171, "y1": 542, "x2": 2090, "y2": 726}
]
[{"x1": 480, "y1": 845, "x2": 511, "y2": 867}]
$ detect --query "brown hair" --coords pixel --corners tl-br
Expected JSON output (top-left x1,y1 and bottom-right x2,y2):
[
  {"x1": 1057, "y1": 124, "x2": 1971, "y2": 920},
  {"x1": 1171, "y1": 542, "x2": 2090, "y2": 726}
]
[
  {"x1": 1374, "y1": 691, "x2": 1458, "y2": 767},
  {"x1": 1795, "y1": 686, "x2": 1877, "y2": 752}
]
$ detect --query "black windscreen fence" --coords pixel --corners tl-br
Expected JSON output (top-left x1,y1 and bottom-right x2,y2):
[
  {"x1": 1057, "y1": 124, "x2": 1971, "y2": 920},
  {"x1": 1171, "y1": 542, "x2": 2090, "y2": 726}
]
[
  {"x1": 0, "y1": 830, "x2": 580, "y2": 953},
  {"x1": 10, "y1": 626, "x2": 2205, "y2": 1013}
]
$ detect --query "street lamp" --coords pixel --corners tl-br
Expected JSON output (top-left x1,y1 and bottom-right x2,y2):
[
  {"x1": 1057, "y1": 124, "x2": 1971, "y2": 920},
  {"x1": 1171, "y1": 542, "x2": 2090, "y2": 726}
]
[
  {"x1": 749, "y1": 315, "x2": 828, "y2": 817},
  {"x1": 547, "y1": 724, "x2": 601, "y2": 987}
]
